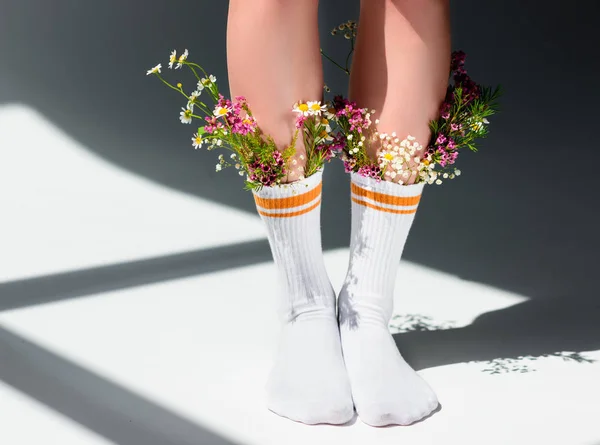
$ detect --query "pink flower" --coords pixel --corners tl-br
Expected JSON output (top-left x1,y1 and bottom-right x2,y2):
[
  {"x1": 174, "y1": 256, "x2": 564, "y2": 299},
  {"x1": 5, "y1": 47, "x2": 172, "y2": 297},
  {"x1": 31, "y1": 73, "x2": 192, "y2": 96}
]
[{"x1": 357, "y1": 164, "x2": 382, "y2": 180}]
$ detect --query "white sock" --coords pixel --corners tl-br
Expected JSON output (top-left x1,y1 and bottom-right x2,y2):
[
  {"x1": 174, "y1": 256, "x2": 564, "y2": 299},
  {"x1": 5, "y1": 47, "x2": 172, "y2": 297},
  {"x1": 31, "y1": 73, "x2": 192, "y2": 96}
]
[
  {"x1": 338, "y1": 172, "x2": 439, "y2": 426},
  {"x1": 253, "y1": 170, "x2": 354, "y2": 425}
]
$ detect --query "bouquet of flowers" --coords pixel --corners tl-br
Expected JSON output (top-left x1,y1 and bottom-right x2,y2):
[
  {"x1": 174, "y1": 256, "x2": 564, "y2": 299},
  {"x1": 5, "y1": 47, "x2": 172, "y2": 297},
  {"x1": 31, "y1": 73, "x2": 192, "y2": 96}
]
[
  {"x1": 146, "y1": 50, "x2": 338, "y2": 191},
  {"x1": 323, "y1": 23, "x2": 502, "y2": 185},
  {"x1": 147, "y1": 21, "x2": 500, "y2": 189}
]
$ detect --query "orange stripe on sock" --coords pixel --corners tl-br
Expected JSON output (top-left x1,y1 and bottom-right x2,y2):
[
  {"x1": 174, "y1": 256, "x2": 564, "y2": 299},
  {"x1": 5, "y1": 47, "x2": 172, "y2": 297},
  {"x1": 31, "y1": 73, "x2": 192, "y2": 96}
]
[
  {"x1": 257, "y1": 198, "x2": 321, "y2": 218},
  {"x1": 351, "y1": 182, "x2": 421, "y2": 207},
  {"x1": 254, "y1": 183, "x2": 322, "y2": 210},
  {"x1": 351, "y1": 196, "x2": 418, "y2": 215}
]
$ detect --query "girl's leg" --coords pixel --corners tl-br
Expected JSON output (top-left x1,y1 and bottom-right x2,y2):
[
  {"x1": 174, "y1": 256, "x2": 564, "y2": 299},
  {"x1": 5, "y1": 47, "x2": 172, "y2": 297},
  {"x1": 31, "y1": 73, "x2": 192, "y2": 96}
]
[
  {"x1": 227, "y1": 0, "x2": 324, "y2": 182},
  {"x1": 227, "y1": 0, "x2": 354, "y2": 425},
  {"x1": 339, "y1": 0, "x2": 451, "y2": 426},
  {"x1": 349, "y1": 0, "x2": 451, "y2": 183}
]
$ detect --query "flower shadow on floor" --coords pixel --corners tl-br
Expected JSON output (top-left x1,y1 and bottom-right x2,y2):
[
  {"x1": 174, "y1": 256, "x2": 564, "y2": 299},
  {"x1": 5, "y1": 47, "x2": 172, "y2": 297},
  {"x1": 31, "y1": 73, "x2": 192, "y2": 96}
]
[{"x1": 391, "y1": 311, "x2": 597, "y2": 374}]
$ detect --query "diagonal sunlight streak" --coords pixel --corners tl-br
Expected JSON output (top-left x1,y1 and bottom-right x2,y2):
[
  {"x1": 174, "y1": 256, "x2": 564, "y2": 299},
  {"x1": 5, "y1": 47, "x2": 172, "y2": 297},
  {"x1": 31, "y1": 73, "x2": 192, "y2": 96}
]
[
  {"x1": 0, "y1": 325, "x2": 241, "y2": 445},
  {"x1": 0, "y1": 239, "x2": 271, "y2": 312},
  {"x1": 0, "y1": 103, "x2": 267, "y2": 283}
]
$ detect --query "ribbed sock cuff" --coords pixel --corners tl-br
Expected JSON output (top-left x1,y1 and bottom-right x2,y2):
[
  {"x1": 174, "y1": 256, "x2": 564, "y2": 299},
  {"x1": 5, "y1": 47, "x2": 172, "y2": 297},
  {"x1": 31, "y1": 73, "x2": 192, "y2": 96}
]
[
  {"x1": 350, "y1": 172, "x2": 425, "y2": 215},
  {"x1": 253, "y1": 170, "x2": 323, "y2": 218}
]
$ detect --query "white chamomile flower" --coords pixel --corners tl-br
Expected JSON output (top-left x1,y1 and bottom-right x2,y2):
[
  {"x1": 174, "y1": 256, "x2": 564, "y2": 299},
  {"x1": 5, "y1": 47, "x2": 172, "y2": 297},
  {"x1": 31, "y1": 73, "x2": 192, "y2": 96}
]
[
  {"x1": 292, "y1": 102, "x2": 311, "y2": 116},
  {"x1": 187, "y1": 90, "x2": 201, "y2": 110},
  {"x1": 176, "y1": 49, "x2": 188, "y2": 69},
  {"x1": 179, "y1": 105, "x2": 193, "y2": 124},
  {"x1": 319, "y1": 118, "x2": 332, "y2": 132},
  {"x1": 200, "y1": 75, "x2": 217, "y2": 87},
  {"x1": 196, "y1": 80, "x2": 205, "y2": 91},
  {"x1": 168, "y1": 50, "x2": 177, "y2": 69},
  {"x1": 146, "y1": 63, "x2": 162, "y2": 75},
  {"x1": 307, "y1": 100, "x2": 327, "y2": 116},
  {"x1": 191, "y1": 133, "x2": 203, "y2": 149},
  {"x1": 213, "y1": 106, "x2": 230, "y2": 117}
]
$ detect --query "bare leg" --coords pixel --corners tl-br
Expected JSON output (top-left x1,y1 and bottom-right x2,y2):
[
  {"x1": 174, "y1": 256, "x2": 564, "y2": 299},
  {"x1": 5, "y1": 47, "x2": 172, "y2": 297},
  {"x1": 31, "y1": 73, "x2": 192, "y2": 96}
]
[
  {"x1": 227, "y1": 0, "x2": 323, "y2": 182},
  {"x1": 226, "y1": 0, "x2": 354, "y2": 425},
  {"x1": 338, "y1": 0, "x2": 450, "y2": 427},
  {"x1": 349, "y1": 0, "x2": 451, "y2": 183}
]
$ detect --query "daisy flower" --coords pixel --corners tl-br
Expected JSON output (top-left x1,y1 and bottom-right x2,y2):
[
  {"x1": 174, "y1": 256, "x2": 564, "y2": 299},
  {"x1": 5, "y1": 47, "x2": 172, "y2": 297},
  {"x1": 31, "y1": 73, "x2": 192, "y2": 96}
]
[
  {"x1": 200, "y1": 74, "x2": 217, "y2": 87},
  {"x1": 325, "y1": 107, "x2": 337, "y2": 120},
  {"x1": 180, "y1": 105, "x2": 193, "y2": 124},
  {"x1": 213, "y1": 105, "x2": 230, "y2": 117},
  {"x1": 176, "y1": 49, "x2": 188, "y2": 69},
  {"x1": 192, "y1": 132, "x2": 203, "y2": 149},
  {"x1": 293, "y1": 101, "x2": 311, "y2": 116},
  {"x1": 319, "y1": 117, "x2": 332, "y2": 133},
  {"x1": 187, "y1": 90, "x2": 201, "y2": 110},
  {"x1": 146, "y1": 63, "x2": 161, "y2": 75},
  {"x1": 168, "y1": 50, "x2": 177, "y2": 69},
  {"x1": 307, "y1": 100, "x2": 327, "y2": 116}
]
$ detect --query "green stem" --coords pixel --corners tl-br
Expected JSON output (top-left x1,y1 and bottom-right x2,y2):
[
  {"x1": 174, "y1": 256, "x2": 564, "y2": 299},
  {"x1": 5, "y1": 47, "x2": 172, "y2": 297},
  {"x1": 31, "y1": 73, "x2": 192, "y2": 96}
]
[
  {"x1": 155, "y1": 74, "x2": 188, "y2": 100},
  {"x1": 345, "y1": 38, "x2": 355, "y2": 73},
  {"x1": 320, "y1": 48, "x2": 349, "y2": 75}
]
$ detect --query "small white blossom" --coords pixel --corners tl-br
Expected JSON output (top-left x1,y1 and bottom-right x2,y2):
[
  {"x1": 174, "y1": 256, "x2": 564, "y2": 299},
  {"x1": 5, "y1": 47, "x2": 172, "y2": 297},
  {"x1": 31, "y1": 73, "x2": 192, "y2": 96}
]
[
  {"x1": 179, "y1": 106, "x2": 193, "y2": 124},
  {"x1": 168, "y1": 50, "x2": 177, "y2": 69},
  {"x1": 191, "y1": 132, "x2": 203, "y2": 149},
  {"x1": 146, "y1": 63, "x2": 162, "y2": 75},
  {"x1": 215, "y1": 164, "x2": 222, "y2": 172},
  {"x1": 176, "y1": 49, "x2": 188, "y2": 69}
]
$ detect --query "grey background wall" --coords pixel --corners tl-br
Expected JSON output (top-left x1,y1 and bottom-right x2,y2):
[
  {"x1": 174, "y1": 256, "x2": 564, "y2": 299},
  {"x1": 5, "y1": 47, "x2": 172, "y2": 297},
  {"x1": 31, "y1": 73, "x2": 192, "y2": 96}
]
[{"x1": 1, "y1": 0, "x2": 599, "y2": 367}]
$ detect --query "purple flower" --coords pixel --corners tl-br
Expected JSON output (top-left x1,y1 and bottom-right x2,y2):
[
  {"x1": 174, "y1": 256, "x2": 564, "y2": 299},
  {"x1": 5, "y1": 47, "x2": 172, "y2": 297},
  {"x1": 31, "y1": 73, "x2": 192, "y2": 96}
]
[
  {"x1": 357, "y1": 164, "x2": 382, "y2": 180},
  {"x1": 450, "y1": 50, "x2": 466, "y2": 72}
]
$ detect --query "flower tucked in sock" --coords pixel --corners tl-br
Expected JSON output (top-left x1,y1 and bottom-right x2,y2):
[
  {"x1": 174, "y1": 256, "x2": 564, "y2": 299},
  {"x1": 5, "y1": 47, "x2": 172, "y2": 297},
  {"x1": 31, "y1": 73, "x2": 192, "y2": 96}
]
[
  {"x1": 338, "y1": 172, "x2": 439, "y2": 427},
  {"x1": 253, "y1": 170, "x2": 354, "y2": 425}
]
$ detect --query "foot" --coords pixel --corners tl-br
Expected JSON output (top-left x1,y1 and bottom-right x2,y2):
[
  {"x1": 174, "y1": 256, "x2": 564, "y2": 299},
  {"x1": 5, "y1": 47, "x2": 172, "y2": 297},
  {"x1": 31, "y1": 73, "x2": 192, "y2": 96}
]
[
  {"x1": 266, "y1": 313, "x2": 355, "y2": 425},
  {"x1": 340, "y1": 316, "x2": 439, "y2": 427}
]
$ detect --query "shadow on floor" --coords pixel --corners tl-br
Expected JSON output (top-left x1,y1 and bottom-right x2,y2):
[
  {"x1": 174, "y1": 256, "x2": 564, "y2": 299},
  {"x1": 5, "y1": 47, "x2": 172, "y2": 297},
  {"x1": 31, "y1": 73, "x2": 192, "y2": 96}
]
[
  {"x1": 394, "y1": 294, "x2": 600, "y2": 371},
  {"x1": 0, "y1": 239, "x2": 271, "y2": 312},
  {"x1": 0, "y1": 325, "x2": 240, "y2": 445}
]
